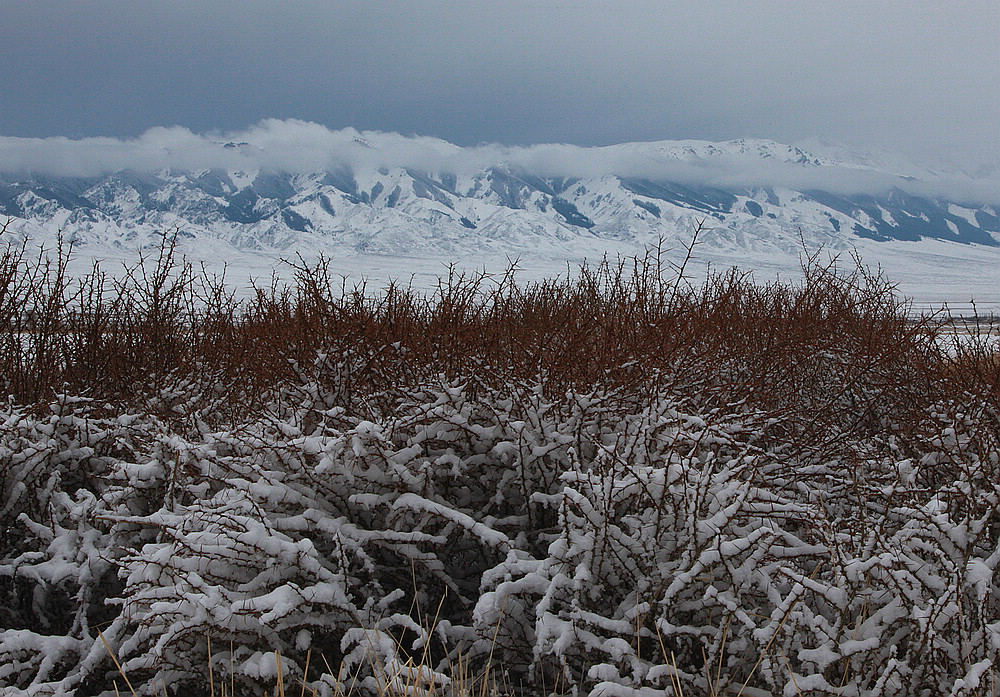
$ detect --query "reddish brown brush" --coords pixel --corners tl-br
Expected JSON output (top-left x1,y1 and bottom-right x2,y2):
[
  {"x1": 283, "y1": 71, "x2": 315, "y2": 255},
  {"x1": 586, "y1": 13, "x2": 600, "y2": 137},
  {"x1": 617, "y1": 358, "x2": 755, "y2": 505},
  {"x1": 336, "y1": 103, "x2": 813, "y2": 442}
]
[{"x1": 1, "y1": 222, "x2": 994, "y2": 442}]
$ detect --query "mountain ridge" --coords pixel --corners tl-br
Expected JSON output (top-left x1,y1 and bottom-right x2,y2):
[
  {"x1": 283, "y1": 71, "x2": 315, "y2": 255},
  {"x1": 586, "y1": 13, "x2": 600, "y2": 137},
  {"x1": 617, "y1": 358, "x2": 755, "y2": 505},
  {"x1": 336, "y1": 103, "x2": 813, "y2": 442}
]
[{"x1": 1, "y1": 133, "x2": 998, "y2": 260}]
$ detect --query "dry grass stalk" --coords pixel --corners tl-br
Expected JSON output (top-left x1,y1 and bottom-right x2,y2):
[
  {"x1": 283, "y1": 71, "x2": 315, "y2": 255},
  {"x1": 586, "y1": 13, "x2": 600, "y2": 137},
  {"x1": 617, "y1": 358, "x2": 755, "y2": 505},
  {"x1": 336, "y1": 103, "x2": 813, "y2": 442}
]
[{"x1": 99, "y1": 630, "x2": 138, "y2": 697}]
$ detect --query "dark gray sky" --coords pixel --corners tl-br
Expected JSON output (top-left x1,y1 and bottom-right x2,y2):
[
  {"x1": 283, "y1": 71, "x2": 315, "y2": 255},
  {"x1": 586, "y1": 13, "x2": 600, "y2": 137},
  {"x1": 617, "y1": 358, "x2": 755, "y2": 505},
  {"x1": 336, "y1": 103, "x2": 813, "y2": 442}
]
[{"x1": 2, "y1": 1, "x2": 999, "y2": 168}]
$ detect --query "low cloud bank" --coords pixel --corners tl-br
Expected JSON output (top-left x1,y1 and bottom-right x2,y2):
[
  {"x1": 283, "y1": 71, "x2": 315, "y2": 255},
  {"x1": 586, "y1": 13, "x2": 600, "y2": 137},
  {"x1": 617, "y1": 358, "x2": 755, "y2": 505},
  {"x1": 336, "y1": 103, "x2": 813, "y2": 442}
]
[{"x1": 0, "y1": 119, "x2": 996, "y2": 204}]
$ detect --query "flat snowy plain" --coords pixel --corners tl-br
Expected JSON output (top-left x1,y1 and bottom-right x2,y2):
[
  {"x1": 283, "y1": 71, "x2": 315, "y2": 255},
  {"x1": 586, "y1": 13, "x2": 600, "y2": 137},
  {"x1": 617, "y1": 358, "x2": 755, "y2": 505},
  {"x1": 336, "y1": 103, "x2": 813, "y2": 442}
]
[{"x1": 63, "y1": 233, "x2": 1000, "y2": 317}]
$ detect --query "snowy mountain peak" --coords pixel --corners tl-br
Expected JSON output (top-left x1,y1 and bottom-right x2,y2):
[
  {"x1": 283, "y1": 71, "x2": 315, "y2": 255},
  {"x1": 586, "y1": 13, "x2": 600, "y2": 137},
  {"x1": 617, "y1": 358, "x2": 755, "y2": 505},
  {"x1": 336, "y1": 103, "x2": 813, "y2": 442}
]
[{"x1": 0, "y1": 131, "x2": 998, "y2": 264}]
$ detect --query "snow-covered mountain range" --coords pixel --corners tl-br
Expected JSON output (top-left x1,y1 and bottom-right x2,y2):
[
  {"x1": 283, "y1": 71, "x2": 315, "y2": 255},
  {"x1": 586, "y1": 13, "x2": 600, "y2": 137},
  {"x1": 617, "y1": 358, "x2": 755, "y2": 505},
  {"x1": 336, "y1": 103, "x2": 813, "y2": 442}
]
[
  {"x1": 2, "y1": 132, "x2": 998, "y2": 256},
  {"x1": 1, "y1": 129, "x2": 998, "y2": 308}
]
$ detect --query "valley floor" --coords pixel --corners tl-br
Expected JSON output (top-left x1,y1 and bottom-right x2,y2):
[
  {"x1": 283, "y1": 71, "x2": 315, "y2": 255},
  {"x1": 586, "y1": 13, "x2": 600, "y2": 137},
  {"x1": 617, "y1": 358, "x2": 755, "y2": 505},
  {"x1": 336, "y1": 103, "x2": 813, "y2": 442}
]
[{"x1": 57, "y1": 233, "x2": 1000, "y2": 316}]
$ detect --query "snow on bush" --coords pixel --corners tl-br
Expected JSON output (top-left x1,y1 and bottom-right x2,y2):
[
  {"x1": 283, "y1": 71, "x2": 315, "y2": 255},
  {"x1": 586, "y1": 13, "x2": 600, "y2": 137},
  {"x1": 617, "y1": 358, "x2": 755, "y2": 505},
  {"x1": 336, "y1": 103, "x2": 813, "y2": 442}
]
[{"x1": 2, "y1": 349, "x2": 999, "y2": 697}]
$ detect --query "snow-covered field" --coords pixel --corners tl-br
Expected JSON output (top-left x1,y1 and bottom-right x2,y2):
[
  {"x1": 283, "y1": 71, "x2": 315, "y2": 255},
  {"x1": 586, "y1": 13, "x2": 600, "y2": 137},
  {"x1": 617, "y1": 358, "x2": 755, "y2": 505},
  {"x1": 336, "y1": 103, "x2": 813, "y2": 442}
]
[{"x1": 62, "y1": 233, "x2": 1000, "y2": 317}]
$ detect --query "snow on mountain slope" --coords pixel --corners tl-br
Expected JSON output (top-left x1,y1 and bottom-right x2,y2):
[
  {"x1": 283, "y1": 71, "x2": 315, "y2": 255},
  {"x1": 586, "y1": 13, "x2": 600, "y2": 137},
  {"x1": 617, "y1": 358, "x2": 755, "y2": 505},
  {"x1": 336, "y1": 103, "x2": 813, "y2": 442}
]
[{"x1": 1, "y1": 130, "x2": 998, "y2": 307}]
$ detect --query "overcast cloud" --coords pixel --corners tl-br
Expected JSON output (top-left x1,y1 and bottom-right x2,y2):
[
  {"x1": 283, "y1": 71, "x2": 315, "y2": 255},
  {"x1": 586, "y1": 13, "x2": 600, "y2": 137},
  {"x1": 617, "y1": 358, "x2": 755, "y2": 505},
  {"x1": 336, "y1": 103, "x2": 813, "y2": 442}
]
[
  {"x1": 1, "y1": 1, "x2": 998, "y2": 173},
  {"x1": 2, "y1": 119, "x2": 998, "y2": 204}
]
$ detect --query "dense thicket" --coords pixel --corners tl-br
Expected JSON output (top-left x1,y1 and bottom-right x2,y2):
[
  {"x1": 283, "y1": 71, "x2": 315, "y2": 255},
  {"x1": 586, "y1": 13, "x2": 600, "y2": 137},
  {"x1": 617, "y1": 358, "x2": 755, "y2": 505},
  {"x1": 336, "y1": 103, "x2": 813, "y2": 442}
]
[{"x1": 2, "y1": 225, "x2": 1000, "y2": 697}]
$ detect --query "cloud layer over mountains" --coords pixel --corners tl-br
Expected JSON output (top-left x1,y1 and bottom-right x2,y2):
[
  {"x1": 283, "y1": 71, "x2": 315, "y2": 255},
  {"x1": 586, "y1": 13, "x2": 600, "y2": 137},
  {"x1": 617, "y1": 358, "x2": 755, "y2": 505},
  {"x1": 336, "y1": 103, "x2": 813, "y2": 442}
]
[{"x1": 1, "y1": 119, "x2": 997, "y2": 204}]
